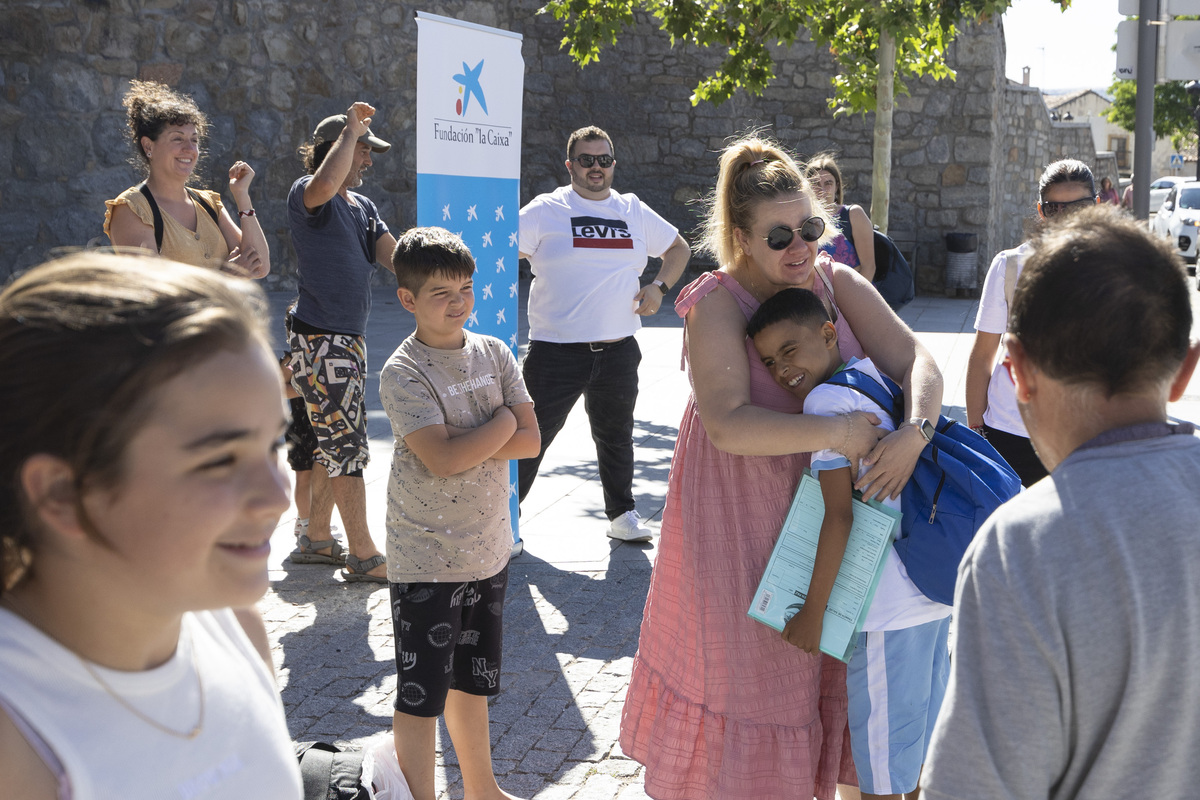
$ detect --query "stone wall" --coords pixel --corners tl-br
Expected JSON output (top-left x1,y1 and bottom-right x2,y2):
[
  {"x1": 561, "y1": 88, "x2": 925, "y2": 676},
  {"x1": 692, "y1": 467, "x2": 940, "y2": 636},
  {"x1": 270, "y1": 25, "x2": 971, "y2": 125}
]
[
  {"x1": 995, "y1": 84, "x2": 1113, "y2": 258},
  {"x1": 0, "y1": 0, "x2": 1102, "y2": 293}
]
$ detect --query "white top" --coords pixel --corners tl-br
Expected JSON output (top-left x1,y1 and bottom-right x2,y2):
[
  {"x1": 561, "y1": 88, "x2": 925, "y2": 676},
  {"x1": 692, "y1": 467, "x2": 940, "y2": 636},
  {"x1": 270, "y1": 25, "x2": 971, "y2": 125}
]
[
  {"x1": 805, "y1": 357, "x2": 951, "y2": 631},
  {"x1": 379, "y1": 331, "x2": 531, "y2": 583},
  {"x1": 519, "y1": 185, "x2": 679, "y2": 342},
  {"x1": 974, "y1": 242, "x2": 1032, "y2": 436},
  {"x1": 0, "y1": 608, "x2": 302, "y2": 800}
]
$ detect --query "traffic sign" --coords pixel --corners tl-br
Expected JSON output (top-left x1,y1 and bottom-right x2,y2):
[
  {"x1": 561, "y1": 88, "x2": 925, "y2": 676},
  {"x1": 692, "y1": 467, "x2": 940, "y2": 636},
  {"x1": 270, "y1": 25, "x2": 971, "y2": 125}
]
[
  {"x1": 1116, "y1": 19, "x2": 1138, "y2": 79},
  {"x1": 1164, "y1": 21, "x2": 1200, "y2": 81}
]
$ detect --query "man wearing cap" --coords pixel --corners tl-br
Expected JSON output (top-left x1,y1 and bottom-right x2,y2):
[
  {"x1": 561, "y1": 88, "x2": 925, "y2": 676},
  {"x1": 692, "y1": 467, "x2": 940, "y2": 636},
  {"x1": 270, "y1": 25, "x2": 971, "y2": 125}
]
[
  {"x1": 517, "y1": 125, "x2": 691, "y2": 543},
  {"x1": 286, "y1": 101, "x2": 394, "y2": 582}
]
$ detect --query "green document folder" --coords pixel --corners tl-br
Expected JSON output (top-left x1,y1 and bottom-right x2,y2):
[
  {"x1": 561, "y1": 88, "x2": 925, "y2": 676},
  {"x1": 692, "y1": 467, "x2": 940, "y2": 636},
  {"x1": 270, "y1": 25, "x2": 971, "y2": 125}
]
[{"x1": 748, "y1": 471, "x2": 901, "y2": 662}]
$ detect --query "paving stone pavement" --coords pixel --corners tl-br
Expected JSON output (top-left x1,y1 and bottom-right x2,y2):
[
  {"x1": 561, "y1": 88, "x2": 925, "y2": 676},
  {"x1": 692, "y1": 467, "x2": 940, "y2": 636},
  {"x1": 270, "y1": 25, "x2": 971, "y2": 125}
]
[{"x1": 259, "y1": 272, "x2": 1200, "y2": 800}]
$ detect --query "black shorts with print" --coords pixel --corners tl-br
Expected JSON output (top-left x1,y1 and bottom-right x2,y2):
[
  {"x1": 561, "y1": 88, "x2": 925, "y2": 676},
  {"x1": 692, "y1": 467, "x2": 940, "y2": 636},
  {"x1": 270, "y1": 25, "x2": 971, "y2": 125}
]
[
  {"x1": 285, "y1": 396, "x2": 319, "y2": 472},
  {"x1": 389, "y1": 566, "x2": 508, "y2": 717}
]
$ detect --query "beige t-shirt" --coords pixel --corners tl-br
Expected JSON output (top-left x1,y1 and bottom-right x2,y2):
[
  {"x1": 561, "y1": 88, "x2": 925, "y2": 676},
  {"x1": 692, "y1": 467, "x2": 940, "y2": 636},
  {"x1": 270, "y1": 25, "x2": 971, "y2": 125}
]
[
  {"x1": 379, "y1": 331, "x2": 532, "y2": 583},
  {"x1": 104, "y1": 185, "x2": 230, "y2": 268}
]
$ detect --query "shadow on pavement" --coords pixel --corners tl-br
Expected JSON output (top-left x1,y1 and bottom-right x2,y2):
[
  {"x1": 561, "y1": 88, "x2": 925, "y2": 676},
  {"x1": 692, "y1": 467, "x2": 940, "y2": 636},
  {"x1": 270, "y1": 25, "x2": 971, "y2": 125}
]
[{"x1": 271, "y1": 559, "x2": 396, "y2": 743}]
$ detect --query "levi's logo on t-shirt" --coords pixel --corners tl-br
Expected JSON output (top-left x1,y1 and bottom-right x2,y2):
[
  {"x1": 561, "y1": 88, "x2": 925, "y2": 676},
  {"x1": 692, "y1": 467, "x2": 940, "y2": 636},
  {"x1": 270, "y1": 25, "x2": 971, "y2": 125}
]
[{"x1": 571, "y1": 216, "x2": 633, "y2": 249}]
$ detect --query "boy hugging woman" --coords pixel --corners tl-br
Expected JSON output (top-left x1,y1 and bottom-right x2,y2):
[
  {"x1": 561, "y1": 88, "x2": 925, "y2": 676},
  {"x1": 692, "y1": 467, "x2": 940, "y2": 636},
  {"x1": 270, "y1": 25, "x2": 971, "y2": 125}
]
[{"x1": 748, "y1": 288, "x2": 951, "y2": 800}]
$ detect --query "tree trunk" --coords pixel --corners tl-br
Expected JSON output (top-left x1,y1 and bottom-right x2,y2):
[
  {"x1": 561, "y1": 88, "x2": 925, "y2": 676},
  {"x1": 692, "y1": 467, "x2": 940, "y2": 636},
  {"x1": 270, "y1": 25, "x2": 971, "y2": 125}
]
[{"x1": 871, "y1": 29, "x2": 896, "y2": 234}]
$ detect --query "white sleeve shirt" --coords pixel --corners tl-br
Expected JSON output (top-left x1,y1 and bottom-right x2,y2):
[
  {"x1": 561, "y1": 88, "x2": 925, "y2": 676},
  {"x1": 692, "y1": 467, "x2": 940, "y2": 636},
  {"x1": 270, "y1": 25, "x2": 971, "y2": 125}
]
[
  {"x1": 519, "y1": 185, "x2": 679, "y2": 342},
  {"x1": 973, "y1": 242, "x2": 1032, "y2": 436}
]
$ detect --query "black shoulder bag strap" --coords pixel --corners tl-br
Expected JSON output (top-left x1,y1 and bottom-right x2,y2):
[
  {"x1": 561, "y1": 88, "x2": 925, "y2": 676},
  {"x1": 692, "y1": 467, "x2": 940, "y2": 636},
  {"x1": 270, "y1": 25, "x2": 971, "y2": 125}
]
[
  {"x1": 137, "y1": 183, "x2": 220, "y2": 253},
  {"x1": 186, "y1": 187, "x2": 221, "y2": 227},
  {"x1": 837, "y1": 204, "x2": 852, "y2": 233},
  {"x1": 137, "y1": 181, "x2": 164, "y2": 252}
]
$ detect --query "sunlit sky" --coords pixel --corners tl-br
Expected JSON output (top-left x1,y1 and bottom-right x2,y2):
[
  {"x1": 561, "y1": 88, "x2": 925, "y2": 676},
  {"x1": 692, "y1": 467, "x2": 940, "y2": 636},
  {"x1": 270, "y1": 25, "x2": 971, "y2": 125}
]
[{"x1": 1003, "y1": 0, "x2": 1125, "y2": 93}]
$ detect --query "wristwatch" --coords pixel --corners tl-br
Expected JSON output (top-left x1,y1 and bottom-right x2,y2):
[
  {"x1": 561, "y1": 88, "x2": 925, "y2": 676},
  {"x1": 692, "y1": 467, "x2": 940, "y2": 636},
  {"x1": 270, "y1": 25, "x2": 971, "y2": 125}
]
[
  {"x1": 652, "y1": 279, "x2": 668, "y2": 292},
  {"x1": 907, "y1": 417, "x2": 935, "y2": 443}
]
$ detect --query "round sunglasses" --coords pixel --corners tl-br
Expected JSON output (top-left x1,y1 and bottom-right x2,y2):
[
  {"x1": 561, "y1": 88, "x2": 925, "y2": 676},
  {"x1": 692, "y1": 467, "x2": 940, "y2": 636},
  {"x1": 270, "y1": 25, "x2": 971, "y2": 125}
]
[
  {"x1": 762, "y1": 216, "x2": 826, "y2": 250},
  {"x1": 571, "y1": 153, "x2": 615, "y2": 168}
]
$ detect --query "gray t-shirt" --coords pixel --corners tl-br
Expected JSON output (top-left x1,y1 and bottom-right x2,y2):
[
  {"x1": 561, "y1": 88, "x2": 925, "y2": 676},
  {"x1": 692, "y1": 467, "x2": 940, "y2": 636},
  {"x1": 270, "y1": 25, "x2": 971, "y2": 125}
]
[
  {"x1": 923, "y1": 426, "x2": 1200, "y2": 799},
  {"x1": 287, "y1": 174, "x2": 390, "y2": 336},
  {"x1": 379, "y1": 332, "x2": 532, "y2": 583}
]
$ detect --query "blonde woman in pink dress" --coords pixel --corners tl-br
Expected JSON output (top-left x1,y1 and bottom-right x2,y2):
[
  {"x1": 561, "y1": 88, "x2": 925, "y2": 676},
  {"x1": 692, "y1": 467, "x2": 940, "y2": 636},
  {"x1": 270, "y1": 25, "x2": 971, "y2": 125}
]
[{"x1": 619, "y1": 135, "x2": 944, "y2": 800}]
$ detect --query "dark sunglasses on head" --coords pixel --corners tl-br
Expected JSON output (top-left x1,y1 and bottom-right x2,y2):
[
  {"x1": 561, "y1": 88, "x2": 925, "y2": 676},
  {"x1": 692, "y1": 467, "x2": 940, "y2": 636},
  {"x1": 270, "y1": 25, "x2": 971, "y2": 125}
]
[
  {"x1": 571, "y1": 153, "x2": 615, "y2": 168},
  {"x1": 763, "y1": 216, "x2": 826, "y2": 250},
  {"x1": 1040, "y1": 196, "x2": 1095, "y2": 217}
]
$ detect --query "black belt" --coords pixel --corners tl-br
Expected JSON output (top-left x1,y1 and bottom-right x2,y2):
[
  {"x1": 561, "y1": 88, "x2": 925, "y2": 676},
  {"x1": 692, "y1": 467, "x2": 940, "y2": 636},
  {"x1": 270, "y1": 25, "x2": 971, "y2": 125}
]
[{"x1": 545, "y1": 337, "x2": 632, "y2": 353}]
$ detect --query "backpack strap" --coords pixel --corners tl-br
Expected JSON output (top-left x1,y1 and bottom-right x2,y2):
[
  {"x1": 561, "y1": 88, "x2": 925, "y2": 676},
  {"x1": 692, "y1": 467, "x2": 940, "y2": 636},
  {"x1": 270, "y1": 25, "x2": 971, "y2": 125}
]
[
  {"x1": 823, "y1": 367, "x2": 904, "y2": 426},
  {"x1": 186, "y1": 188, "x2": 221, "y2": 227},
  {"x1": 297, "y1": 741, "x2": 336, "y2": 800},
  {"x1": 137, "y1": 181, "x2": 164, "y2": 253},
  {"x1": 836, "y1": 204, "x2": 852, "y2": 234},
  {"x1": 137, "y1": 184, "x2": 221, "y2": 254}
]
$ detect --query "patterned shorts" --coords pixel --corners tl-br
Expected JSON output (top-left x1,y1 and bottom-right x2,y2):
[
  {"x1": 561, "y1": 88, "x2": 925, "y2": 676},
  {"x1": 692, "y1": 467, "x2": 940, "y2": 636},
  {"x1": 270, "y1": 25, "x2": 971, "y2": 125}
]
[
  {"x1": 389, "y1": 567, "x2": 508, "y2": 717},
  {"x1": 287, "y1": 328, "x2": 369, "y2": 477}
]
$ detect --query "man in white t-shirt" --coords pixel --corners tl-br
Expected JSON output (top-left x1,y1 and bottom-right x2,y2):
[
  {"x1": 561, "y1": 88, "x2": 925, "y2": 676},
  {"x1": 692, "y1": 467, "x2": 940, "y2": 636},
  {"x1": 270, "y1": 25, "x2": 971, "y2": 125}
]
[{"x1": 518, "y1": 126, "x2": 691, "y2": 542}]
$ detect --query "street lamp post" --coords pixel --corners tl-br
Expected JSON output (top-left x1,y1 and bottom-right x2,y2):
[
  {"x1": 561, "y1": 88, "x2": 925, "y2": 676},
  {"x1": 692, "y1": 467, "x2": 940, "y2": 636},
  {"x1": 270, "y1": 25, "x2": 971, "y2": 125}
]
[{"x1": 1188, "y1": 81, "x2": 1200, "y2": 182}]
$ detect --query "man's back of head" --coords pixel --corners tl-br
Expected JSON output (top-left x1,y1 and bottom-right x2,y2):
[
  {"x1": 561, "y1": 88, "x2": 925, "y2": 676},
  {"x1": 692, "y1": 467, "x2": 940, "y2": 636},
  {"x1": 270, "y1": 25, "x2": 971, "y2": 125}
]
[
  {"x1": 1012, "y1": 206, "x2": 1193, "y2": 398},
  {"x1": 923, "y1": 205, "x2": 1200, "y2": 800}
]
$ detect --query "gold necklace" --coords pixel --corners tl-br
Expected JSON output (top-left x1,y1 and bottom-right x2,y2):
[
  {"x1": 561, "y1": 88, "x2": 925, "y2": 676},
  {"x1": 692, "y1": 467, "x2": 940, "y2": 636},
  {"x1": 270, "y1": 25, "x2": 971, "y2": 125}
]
[{"x1": 77, "y1": 641, "x2": 204, "y2": 740}]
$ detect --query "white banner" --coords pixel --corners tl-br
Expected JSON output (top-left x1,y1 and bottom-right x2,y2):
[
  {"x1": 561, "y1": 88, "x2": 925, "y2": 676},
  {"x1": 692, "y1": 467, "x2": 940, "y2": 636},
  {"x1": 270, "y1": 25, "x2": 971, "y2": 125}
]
[
  {"x1": 416, "y1": 12, "x2": 526, "y2": 546},
  {"x1": 416, "y1": 13, "x2": 523, "y2": 179}
]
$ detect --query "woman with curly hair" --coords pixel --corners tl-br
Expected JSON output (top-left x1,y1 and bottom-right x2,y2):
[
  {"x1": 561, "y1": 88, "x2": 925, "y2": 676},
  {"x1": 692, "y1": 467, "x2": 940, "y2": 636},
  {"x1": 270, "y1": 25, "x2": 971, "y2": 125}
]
[{"x1": 104, "y1": 80, "x2": 270, "y2": 278}]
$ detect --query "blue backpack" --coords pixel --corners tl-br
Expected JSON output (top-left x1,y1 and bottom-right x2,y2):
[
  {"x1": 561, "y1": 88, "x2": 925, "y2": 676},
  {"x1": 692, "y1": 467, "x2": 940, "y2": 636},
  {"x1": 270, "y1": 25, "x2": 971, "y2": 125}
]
[{"x1": 825, "y1": 368, "x2": 1021, "y2": 605}]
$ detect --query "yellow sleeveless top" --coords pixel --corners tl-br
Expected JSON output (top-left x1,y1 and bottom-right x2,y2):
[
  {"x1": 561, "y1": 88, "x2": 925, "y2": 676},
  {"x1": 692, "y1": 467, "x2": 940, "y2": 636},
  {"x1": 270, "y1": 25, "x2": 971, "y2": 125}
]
[{"x1": 104, "y1": 186, "x2": 230, "y2": 268}]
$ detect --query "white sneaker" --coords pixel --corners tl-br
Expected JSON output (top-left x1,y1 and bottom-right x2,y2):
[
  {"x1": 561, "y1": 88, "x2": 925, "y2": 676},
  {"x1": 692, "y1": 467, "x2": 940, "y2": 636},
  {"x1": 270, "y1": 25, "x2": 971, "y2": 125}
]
[{"x1": 608, "y1": 510, "x2": 654, "y2": 542}]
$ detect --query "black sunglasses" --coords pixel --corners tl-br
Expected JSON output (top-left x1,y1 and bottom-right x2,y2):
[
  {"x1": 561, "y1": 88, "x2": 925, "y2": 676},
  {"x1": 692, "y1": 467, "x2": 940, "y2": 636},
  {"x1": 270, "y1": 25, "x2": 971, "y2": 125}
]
[
  {"x1": 571, "y1": 153, "x2": 615, "y2": 168},
  {"x1": 762, "y1": 216, "x2": 826, "y2": 250},
  {"x1": 1040, "y1": 197, "x2": 1095, "y2": 217}
]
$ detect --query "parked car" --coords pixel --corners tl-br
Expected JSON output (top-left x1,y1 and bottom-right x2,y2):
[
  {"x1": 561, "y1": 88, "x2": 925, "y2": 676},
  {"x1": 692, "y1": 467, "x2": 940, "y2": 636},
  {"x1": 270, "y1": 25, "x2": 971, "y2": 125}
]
[
  {"x1": 1149, "y1": 175, "x2": 1187, "y2": 215},
  {"x1": 1151, "y1": 180, "x2": 1200, "y2": 265}
]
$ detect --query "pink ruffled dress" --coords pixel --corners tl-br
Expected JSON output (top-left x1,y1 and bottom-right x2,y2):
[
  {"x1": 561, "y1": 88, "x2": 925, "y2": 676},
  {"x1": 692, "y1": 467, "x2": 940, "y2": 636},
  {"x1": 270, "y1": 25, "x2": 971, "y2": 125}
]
[{"x1": 620, "y1": 256, "x2": 865, "y2": 800}]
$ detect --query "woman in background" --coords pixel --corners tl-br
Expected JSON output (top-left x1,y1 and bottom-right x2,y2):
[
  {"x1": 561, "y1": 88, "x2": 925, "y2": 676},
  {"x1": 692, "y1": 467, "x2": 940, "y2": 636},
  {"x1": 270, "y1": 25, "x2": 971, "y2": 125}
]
[
  {"x1": 965, "y1": 158, "x2": 1097, "y2": 487},
  {"x1": 807, "y1": 153, "x2": 877, "y2": 281},
  {"x1": 105, "y1": 80, "x2": 270, "y2": 278},
  {"x1": 1098, "y1": 176, "x2": 1120, "y2": 207}
]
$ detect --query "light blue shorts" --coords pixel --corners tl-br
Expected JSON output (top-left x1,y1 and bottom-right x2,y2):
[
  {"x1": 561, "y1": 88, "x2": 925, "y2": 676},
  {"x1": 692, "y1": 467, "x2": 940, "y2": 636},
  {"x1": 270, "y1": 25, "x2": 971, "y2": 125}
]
[{"x1": 846, "y1": 616, "x2": 951, "y2": 795}]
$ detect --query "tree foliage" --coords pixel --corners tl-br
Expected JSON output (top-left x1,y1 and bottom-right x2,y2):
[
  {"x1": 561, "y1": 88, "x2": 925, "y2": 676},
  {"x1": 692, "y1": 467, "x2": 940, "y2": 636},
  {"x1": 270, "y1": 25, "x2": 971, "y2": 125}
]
[
  {"x1": 1104, "y1": 79, "x2": 1197, "y2": 151},
  {"x1": 539, "y1": 0, "x2": 1070, "y2": 115}
]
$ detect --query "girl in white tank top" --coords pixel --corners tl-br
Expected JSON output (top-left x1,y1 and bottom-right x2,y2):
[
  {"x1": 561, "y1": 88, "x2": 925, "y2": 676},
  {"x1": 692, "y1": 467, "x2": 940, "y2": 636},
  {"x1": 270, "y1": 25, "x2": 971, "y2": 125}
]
[{"x1": 0, "y1": 253, "x2": 302, "y2": 799}]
